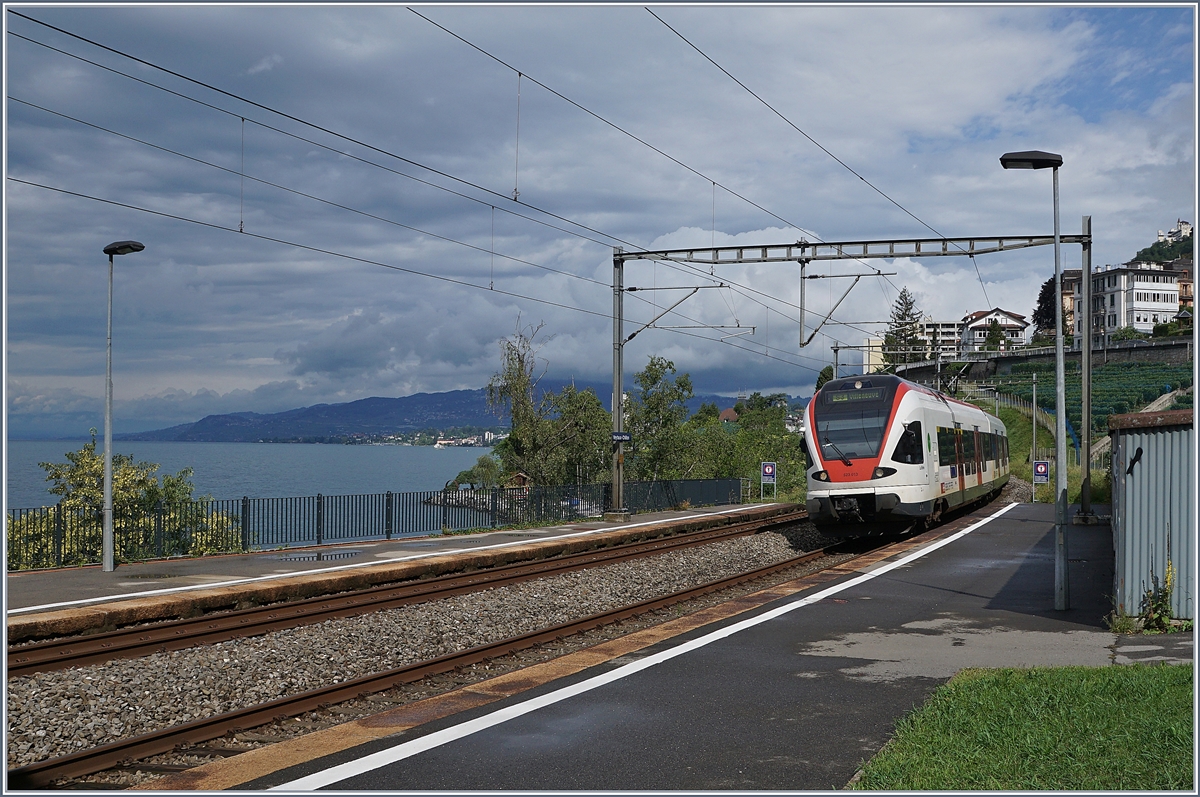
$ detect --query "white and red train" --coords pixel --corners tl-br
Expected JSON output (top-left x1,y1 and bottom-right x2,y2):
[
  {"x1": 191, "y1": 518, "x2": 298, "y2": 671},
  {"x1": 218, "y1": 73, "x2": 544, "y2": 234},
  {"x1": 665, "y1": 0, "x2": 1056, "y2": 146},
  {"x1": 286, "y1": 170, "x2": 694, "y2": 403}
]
[{"x1": 804, "y1": 374, "x2": 1009, "y2": 532}]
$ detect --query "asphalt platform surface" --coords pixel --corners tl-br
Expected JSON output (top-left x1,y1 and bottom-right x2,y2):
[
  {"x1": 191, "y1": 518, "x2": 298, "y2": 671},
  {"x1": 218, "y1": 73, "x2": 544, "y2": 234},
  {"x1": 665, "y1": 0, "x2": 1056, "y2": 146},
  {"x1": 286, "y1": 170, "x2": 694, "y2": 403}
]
[{"x1": 245, "y1": 500, "x2": 1192, "y2": 791}]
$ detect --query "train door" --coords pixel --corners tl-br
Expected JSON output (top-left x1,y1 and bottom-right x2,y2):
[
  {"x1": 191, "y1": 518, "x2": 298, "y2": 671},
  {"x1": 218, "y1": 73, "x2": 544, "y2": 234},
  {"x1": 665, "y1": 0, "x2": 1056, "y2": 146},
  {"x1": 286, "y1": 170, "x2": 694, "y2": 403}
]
[
  {"x1": 955, "y1": 426, "x2": 965, "y2": 494},
  {"x1": 975, "y1": 427, "x2": 984, "y2": 486}
]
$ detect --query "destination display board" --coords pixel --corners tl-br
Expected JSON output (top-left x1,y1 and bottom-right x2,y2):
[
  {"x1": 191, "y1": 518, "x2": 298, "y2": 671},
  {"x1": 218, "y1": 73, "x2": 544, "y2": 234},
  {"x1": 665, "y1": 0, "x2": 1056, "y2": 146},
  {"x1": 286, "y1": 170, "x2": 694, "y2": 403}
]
[{"x1": 827, "y1": 388, "x2": 884, "y2": 404}]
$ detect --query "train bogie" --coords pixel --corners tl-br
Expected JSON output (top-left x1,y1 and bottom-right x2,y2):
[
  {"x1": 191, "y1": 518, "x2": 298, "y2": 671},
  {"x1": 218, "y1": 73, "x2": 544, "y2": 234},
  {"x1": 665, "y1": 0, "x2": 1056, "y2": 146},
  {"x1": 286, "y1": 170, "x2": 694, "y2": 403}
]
[{"x1": 805, "y1": 374, "x2": 1008, "y2": 534}]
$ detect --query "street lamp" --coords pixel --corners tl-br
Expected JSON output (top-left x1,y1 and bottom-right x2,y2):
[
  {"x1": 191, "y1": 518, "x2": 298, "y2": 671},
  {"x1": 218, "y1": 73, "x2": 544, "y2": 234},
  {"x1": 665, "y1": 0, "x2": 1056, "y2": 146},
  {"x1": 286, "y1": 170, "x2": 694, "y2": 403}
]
[
  {"x1": 101, "y1": 240, "x2": 145, "y2": 572},
  {"x1": 1000, "y1": 150, "x2": 1069, "y2": 611}
]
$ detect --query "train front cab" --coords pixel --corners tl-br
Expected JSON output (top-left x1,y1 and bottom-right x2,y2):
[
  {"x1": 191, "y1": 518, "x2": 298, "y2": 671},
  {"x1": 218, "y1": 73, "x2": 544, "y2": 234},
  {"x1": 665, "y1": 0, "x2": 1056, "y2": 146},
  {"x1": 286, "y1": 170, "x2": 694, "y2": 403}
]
[{"x1": 805, "y1": 375, "x2": 1008, "y2": 533}]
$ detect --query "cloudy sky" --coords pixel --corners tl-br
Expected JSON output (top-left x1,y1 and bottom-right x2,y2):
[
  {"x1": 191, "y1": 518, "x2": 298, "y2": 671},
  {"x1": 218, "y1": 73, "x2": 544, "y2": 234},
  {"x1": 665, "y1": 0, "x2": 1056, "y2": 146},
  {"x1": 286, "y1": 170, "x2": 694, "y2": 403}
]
[{"x1": 4, "y1": 3, "x2": 1195, "y2": 437}]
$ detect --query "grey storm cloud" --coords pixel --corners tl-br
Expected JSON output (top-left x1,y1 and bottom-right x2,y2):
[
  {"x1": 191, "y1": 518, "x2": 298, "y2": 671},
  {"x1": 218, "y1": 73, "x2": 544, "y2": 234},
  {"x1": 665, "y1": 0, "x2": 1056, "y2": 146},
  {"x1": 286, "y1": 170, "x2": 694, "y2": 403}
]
[{"x1": 4, "y1": 4, "x2": 1194, "y2": 437}]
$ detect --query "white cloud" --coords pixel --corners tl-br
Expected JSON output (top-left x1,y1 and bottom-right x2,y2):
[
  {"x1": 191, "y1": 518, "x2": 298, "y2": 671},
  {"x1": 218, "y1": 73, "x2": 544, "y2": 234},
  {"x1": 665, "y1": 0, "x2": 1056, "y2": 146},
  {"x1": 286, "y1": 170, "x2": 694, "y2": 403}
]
[{"x1": 246, "y1": 53, "x2": 283, "y2": 75}]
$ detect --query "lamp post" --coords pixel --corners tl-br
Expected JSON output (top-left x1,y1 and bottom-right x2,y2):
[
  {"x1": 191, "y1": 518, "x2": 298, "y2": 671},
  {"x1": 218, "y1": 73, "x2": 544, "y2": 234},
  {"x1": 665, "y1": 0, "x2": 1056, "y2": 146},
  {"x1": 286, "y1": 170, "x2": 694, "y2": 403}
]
[
  {"x1": 1000, "y1": 150, "x2": 1068, "y2": 610},
  {"x1": 101, "y1": 240, "x2": 145, "y2": 572}
]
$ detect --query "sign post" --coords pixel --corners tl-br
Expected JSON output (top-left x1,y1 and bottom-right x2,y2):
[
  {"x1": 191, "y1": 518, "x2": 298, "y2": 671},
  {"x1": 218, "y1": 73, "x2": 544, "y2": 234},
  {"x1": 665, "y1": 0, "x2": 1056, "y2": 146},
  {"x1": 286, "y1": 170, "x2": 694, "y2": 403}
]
[
  {"x1": 1033, "y1": 460, "x2": 1050, "y2": 495},
  {"x1": 760, "y1": 461, "x2": 777, "y2": 501}
]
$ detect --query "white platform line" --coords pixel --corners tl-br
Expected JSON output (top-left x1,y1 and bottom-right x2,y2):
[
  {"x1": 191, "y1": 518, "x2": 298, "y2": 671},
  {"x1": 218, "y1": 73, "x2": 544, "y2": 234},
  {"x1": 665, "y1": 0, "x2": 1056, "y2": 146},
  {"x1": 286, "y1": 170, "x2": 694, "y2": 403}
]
[
  {"x1": 7, "y1": 504, "x2": 771, "y2": 615},
  {"x1": 272, "y1": 501, "x2": 1020, "y2": 791}
]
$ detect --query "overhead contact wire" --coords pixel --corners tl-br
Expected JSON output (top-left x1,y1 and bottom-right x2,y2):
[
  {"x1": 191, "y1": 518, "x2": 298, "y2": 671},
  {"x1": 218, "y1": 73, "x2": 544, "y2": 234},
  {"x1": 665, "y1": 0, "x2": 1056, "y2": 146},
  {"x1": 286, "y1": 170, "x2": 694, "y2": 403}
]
[
  {"x1": 7, "y1": 18, "x2": 877, "y2": 343},
  {"x1": 8, "y1": 178, "x2": 823, "y2": 370},
  {"x1": 647, "y1": 7, "x2": 993, "y2": 307},
  {"x1": 8, "y1": 96, "x2": 609, "y2": 288},
  {"x1": 8, "y1": 12, "x2": 878, "y2": 348}
]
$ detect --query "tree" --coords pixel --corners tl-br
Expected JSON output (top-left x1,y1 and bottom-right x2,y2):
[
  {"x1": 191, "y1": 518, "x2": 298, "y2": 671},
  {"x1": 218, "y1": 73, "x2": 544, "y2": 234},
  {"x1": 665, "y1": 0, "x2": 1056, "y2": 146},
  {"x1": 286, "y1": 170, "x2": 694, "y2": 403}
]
[
  {"x1": 625, "y1": 356, "x2": 694, "y2": 482},
  {"x1": 691, "y1": 402, "x2": 720, "y2": 423},
  {"x1": 12, "y1": 430, "x2": 239, "y2": 568},
  {"x1": 1032, "y1": 276, "x2": 1070, "y2": 338},
  {"x1": 1032, "y1": 277, "x2": 1057, "y2": 334},
  {"x1": 38, "y1": 429, "x2": 203, "y2": 517},
  {"x1": 486, "y1": 322, "x2": 612, "y2": 485},
  {"x1": 725, "y1": 394, "x2": 806, "y2": 499},
  {"x1": 540, "y1": 384, "x2": 611, "y2": 485},
  {"x1": 984, "y1": 319, "x2": 1005, "y2": 351},
  {"x1": 486, "y1": 321, "x2": 556, "y2": 483},
  {"x1": 454, "y1": 453, "x2": 504, "y2": 490},
  {"x1": 1134, "y1": 235, "x2": 1193, "y2": 264},
  {"x1": 883, "y1": 287, "x2": 926, "y2": 365},
  {"x1": 814, "y1": 365, "x2": 834, "y2": 391}
]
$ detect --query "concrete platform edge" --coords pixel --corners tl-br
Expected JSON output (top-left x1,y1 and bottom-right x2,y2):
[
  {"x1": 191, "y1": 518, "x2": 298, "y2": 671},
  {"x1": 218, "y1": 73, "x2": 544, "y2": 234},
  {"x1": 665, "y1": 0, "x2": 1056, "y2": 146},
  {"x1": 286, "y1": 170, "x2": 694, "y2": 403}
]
[{"x1": 7, "y1": 504, "x2": 797, "y2": 642}]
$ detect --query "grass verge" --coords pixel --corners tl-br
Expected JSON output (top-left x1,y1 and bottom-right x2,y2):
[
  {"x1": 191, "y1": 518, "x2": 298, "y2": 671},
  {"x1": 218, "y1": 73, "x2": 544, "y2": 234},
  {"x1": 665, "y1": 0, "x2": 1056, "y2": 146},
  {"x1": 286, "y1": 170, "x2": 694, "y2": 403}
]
[{"x1": 854, "y1": 664, "x2": 1193, "y2": 791}]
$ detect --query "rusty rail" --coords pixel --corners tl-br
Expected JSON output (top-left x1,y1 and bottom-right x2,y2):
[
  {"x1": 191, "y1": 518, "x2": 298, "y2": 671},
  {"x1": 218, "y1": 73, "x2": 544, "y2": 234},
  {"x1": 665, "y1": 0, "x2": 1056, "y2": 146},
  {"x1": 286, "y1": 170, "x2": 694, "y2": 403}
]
[
  {"x1": 8, "y1": 540, "x2": 830, "y2": 789},
  {"x1": 9, "y1": 509, "x2": 807, "y2": 677}
]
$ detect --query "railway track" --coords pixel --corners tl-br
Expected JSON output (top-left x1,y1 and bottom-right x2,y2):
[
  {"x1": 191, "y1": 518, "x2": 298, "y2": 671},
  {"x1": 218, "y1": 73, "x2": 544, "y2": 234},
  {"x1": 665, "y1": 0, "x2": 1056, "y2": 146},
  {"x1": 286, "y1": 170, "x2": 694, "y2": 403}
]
[
  {"x1": 11, "y1": 534, "x2": 844, "y2": 789},
  {"x1": 8, "y1": 508, "x2": 807, "y2": 678}
]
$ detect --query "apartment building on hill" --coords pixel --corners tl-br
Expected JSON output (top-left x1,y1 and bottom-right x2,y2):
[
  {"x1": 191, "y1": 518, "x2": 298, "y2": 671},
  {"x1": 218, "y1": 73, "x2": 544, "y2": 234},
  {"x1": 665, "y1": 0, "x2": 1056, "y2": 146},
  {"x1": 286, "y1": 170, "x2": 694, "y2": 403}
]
[{"x1": 1076, "y1": 261, "x2": 1182, "y2": 347}]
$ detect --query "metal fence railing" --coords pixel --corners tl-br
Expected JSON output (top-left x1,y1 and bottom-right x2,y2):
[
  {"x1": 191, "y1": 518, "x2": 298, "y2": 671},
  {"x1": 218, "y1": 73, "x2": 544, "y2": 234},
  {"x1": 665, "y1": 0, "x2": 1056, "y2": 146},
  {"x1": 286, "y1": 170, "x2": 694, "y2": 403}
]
[{"x1": 7, "y1": 478, "x2": 742, "y2": 571}]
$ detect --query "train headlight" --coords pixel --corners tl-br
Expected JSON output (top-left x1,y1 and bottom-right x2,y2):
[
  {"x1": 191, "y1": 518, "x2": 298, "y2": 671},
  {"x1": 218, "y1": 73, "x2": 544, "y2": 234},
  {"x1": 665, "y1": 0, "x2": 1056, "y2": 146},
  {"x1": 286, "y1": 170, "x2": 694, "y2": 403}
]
[
  {"x1": 872, "y1": 467, "x2": 896, "y2": 479},
  {"x1": 812, "y1": 470, "x2": 830, "y2": 481}
]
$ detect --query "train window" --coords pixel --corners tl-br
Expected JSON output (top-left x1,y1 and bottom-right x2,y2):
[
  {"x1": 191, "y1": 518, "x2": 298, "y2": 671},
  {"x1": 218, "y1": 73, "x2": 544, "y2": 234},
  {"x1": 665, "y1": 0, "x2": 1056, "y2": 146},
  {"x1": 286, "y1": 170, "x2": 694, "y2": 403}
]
[
  {"x1": 961, "y1": 431, "x2": 976, "y2": 473},
  {"x1": 937, "y1": 427, "x2": 957, "y2": 467},
  {"x1": 812, "y1": 378, "x2": 900, "y2": 460},
  {"x1": 936, "y1": 429, "x2": 955, "y2": 468},
  {"x1": 890, "y1": 421, "x2": 923, "y2": 465}
]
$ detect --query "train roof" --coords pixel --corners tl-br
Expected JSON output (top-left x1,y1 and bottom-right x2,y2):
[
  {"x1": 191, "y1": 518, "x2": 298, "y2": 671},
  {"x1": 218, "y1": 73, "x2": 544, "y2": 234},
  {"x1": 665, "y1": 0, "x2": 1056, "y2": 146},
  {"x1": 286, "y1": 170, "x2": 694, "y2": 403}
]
[{"x1": 816, "y1": 373, "x2": 1002, "y2": 422}]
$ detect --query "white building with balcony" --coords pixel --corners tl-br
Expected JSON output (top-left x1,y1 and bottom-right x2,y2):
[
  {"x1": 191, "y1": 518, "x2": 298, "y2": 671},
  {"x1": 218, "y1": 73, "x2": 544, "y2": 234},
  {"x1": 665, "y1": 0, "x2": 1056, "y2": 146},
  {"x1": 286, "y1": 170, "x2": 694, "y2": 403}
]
[
  {"x1": 1075, "y1": 262, "x2": 1181, "y2": 347},
  {"x1": 959, "y1": 308, "x2": 1030, "y2": 352}
]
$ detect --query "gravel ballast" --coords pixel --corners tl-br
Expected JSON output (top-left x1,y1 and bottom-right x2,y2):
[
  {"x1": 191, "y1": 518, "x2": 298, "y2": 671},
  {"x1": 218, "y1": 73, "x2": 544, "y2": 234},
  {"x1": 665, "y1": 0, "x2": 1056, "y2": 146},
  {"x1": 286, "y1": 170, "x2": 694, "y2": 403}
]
[{"x1": 8, "y1": 525, "x2": 838, "y2": 769}]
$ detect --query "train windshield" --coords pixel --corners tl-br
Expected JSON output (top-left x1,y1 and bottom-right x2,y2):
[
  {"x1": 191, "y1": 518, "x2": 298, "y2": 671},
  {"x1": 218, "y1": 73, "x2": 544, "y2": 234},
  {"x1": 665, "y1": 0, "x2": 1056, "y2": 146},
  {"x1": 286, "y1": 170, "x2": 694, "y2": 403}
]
[{"x1": 813, "y1": 377, "x2": 900, "y2": 461}]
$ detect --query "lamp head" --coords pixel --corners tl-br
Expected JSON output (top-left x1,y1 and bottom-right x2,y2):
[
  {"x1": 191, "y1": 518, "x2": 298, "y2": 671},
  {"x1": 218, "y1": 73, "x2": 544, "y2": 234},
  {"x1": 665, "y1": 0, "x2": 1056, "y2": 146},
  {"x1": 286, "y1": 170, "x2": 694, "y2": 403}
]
[
  {"x1": 999, "y1": 151, "x2": 1063, "y2": 170},
  {"x1": 103, "y1": 240, "x2": 145, "y2": 256}
]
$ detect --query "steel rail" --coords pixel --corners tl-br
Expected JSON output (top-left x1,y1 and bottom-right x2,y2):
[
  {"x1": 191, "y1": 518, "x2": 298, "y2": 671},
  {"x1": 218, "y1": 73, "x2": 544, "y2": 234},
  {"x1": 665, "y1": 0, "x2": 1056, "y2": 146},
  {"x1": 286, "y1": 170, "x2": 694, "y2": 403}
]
[
  {"x1": 8, "y1": 509, "x2": 807, "y2": 677},
  {"x1": 8, "y1": 540, "x2": 834, "y2": 789}
]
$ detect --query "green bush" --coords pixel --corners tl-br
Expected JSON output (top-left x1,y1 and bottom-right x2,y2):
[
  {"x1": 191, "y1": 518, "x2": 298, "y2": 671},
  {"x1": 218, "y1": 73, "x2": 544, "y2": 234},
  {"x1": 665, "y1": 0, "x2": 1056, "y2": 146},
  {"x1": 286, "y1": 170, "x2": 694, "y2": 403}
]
[{"x1": 7, "y1": 433, "x2": 241, "y2": 570}]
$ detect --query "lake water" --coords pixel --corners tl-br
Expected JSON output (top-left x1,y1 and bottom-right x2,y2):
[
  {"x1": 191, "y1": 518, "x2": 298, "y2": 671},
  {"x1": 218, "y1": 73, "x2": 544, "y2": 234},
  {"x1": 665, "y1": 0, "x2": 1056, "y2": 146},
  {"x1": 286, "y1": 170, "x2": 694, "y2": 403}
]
[{"x1": 5, "y1": 440, "x2": 492, "y2": 509}]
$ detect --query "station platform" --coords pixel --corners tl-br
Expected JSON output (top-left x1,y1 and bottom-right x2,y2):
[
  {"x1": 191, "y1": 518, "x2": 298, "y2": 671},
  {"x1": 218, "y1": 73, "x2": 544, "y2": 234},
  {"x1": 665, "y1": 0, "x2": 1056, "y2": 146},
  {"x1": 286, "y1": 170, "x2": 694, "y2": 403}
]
[
  {"x1": 148, "y1": 500, "x2": 1192, "y2": 791},
  {"x1": 6, "y1": 503, "x2": 793, "y2": 640}
]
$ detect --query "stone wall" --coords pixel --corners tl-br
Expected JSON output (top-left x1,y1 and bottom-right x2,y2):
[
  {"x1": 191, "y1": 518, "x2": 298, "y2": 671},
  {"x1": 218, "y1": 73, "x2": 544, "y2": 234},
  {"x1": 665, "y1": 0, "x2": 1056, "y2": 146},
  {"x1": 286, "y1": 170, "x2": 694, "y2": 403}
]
[{"x1": 896, "y1": 337, "x2": 1194, "y2": 381}]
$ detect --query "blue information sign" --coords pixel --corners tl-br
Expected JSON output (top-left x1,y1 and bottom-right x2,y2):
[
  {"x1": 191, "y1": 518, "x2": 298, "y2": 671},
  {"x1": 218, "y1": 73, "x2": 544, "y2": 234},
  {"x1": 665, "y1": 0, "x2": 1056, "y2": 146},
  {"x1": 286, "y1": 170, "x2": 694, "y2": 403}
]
[
  {"x1": 1033, "y1": 460, "x2": 1050, "y2": 484},
  {"x1": 611, "y1": 432, "x2": 632, "y2": 443},
  {"x1": 761, "y1": 461, "x2": 777, "y2": 484}
]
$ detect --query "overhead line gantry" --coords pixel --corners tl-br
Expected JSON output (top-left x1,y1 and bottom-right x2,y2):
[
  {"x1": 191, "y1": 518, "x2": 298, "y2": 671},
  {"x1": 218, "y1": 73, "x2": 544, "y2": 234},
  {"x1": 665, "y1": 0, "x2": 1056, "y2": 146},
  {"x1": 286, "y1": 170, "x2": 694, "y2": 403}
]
[{"x1": 605, "y1": 228, "x2": 1092, "y2": 516}]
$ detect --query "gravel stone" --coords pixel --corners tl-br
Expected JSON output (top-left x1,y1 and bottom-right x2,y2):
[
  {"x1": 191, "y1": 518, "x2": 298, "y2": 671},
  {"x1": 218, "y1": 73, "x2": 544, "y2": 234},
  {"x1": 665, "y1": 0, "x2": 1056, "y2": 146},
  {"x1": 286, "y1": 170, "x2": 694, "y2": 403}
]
[
  {"x1": 1001, "y1": 475, "x2": 1033, "y2": 503},
  {"x1": 7, "y1": 526, "x2": 826, "y2": 769}
]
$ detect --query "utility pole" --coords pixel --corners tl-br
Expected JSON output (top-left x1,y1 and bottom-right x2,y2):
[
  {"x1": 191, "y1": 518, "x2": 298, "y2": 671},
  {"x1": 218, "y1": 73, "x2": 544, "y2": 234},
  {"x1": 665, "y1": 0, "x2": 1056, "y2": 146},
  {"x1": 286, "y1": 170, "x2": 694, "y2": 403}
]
[
  {"x1": 1051, "y1": 164, "x2": 1070, "y2": 611},
  {"x1": 608, "y1": 247, "x2": 628, "y2": 520},
  {"x1": 1077, "y1": 216, "x2": 1096, "y2": 521}
]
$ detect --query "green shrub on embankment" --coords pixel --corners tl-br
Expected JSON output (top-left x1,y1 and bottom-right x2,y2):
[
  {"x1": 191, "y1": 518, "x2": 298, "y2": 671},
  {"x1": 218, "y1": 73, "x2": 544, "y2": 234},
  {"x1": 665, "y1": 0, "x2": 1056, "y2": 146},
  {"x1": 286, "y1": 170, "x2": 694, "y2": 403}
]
[{"x1": 854, "y1": 665, "x2": 1193, "y2": 790}]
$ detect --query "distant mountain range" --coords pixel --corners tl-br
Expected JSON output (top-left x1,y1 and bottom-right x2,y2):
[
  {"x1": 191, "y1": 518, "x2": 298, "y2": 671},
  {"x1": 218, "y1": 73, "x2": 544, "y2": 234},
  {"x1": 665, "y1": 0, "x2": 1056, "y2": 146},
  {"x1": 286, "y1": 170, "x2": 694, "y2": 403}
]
[{"x1": 116, "y1": 381, "x2": 776, "y2": 443}]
